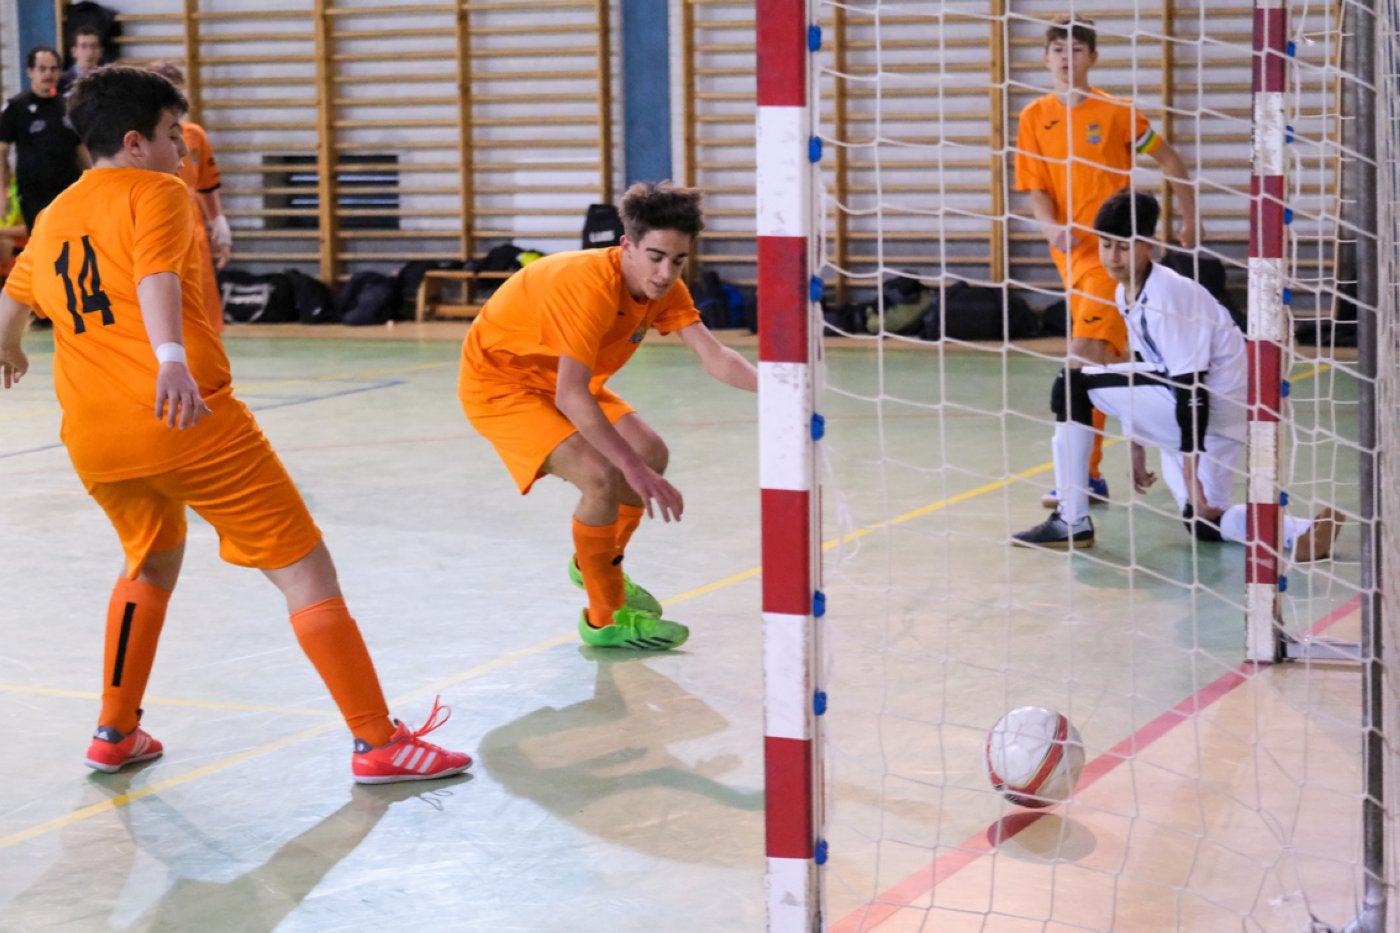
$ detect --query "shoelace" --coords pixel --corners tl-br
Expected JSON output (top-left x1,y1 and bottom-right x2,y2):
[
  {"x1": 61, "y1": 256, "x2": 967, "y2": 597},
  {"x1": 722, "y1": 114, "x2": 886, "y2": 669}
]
[{"x1": 405, "y1": 695, "x2": 452, "y2": 743}]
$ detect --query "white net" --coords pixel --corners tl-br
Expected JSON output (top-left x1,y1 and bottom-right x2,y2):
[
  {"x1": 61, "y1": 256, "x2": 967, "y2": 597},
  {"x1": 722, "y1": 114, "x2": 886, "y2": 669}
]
[{"x1": 791, "y1": 1, "x2": 1392, "y2": 929}]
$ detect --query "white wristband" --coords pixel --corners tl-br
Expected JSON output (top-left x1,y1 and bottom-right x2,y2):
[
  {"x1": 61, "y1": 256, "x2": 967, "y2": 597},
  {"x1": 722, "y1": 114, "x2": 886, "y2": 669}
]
[
  {"x1": 209, "y1": 214, "x2": 232, "y2": 250},
  {"x1": 155, "y1": 342, "x2": 187, "y2": 365}
]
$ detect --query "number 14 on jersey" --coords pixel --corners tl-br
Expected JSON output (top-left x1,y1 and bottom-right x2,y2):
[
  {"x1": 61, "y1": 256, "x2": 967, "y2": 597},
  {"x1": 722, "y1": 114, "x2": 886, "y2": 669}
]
[{"x1": 55, "y1": 236, "x2": 114, "y2": 334}]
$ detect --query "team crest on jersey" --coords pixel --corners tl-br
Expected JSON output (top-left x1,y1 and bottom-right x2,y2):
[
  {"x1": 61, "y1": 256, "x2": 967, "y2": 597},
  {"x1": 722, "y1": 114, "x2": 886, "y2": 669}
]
[
  {"x1": 629, "y1": 322, "x2": 647, "y2": 344},
  {"x1": 1085, "y1": 122, "x2": 1103, "y2": 144}
]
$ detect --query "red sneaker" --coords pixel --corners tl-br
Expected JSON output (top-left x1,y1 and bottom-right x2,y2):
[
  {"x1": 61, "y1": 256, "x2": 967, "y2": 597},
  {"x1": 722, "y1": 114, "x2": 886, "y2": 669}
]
[
  {"x1": 352, "y1": 697, "x2": 473, "y2": 784},
  {"x1": 85, "y1": 711, "x2": 163, "y2": 773}
]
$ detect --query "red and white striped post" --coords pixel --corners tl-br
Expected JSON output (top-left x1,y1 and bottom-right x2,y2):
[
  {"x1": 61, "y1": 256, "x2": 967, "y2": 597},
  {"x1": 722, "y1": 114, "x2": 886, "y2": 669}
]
[
  {"x1": 757, "y1": 0, "x2": 822, "y2": 928},
  {"x1": 1245, "y1": 0, "x2": 1289, "y2": 661}
]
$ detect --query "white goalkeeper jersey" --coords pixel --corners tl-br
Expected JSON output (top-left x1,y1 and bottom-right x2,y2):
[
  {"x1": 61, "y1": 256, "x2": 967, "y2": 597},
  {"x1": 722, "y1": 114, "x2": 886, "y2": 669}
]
[{"x1": 1115, "y1": 261, "x2": 1248, "y2": 438}]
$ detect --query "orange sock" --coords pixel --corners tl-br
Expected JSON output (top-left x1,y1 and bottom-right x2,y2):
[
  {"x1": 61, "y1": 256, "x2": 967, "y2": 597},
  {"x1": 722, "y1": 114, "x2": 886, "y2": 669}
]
[
  {"x1": 615, "y1": 503, "x2": 645, "y2": 554},
  {"x1": 99, "y1": 578, "x2": 171, "y2": 735},
  {"x1": 289, "y1": 596, "x2": 394, "y2": 746},
  {"x1": 1089, "y1": 407, "x2": 1107, "y2": 480},
  {"x1": 574, "y1": 518, "x2": 624, "y2": 628}
]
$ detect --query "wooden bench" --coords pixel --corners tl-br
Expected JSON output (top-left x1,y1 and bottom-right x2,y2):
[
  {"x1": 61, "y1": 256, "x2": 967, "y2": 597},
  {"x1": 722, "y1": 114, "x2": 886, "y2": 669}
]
[{"x1": 414, "y1": 269, "x2": 515, "y2": 322}]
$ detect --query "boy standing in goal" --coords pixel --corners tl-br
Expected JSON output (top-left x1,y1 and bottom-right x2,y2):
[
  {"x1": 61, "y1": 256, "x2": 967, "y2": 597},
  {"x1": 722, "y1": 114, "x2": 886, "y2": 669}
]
[
  {"x1": 0, "y1": 67, "x2": 472, "y2": 784},
  {"x1": 1012, "y1": 188, "x2": 1340, "y2": 561},
  {"x1": 458, "y1": 181, "x2": 757, "y2": 650},
  {"x1": 1015, "y1": 14, "x2": 1202, "y2": 507}
]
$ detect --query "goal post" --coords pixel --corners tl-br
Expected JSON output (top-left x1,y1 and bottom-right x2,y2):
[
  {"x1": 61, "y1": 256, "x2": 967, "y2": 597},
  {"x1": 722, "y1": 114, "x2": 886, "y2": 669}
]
[
  {"x1": 1244, "y1": 0, "x2": 1288, "y2": 663},
  {"x1": 1353, "y1": 0, "x2": 1387, "y2": 928},
  {"x1": 756, "y1": 1, "x2": 823, "y2": 929}
]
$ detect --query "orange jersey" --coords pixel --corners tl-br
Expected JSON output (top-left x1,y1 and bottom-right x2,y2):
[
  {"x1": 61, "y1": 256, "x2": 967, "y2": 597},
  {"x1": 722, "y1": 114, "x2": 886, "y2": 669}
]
[
  {"x1": 178, "y1": 121, "x2": 221, "y2": 194},
  {"x1": 1015, "y1": 88, "x2": 1162, "y2": 265},
  {"x1": 4, "y1": 167, "x2": 237, "y2": 481},
  {"x1": 178, "y1": 121, "x2": 224, "y2": 331},
  {"x1": 189, "y1": 198, "x2": 223, "y2": 334},
  {"x1": 459, "y1": 247, "x2": 700, "y2": 397}
]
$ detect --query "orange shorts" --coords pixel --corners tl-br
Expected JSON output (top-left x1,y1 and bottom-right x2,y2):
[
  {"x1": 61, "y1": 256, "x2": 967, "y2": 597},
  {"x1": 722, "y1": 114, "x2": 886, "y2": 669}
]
[
  {"x1": 84, "y1": 417, "x2": 321, "y2": 577},
  {"x1": 1053, "y1": 242, "x2": 1128, "y2": 356},
  {"x1": 1068, "y1": 264, "x2": 1126, "y2": 355},
  {"x1": 460, "y1": 381, "x2": 635, "y2": 494}
]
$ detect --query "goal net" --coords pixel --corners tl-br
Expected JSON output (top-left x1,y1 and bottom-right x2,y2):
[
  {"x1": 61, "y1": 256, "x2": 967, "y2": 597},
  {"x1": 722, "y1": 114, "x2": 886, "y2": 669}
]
[{"x1": 747, "y1": 0, "x2": 1398, "y2": 929}]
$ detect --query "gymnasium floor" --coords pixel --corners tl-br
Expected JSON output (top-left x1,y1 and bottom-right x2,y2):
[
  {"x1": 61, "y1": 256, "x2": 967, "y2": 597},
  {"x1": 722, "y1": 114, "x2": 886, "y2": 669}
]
[{"x1": 0, "y1": 324, "x2": 1366, "y2": 931}]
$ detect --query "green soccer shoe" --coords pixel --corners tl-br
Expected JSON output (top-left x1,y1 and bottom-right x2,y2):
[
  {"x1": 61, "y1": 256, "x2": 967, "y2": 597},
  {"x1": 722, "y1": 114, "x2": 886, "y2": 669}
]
[
  {"x1": 578, "y1": 606, "x2": 690, "y2": 650},
  {"x1": 567, "y1": 556, "x2": 664, "y2": 615}
]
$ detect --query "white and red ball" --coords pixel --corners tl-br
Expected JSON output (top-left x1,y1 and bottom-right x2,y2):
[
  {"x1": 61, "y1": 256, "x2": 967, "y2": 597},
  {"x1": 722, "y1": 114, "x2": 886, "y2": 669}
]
[{"x1": 985, "y1": 706, "x2": 1085, "y2": 808}]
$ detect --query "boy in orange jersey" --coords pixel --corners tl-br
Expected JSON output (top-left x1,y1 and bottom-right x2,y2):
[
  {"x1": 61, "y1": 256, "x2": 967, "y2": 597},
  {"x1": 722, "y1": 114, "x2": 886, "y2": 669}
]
[
  {"x1": 0, "y1": 67, "x2": 471, "y2": 783},
  {"x1": 459, "y1": 181, "x2": 757, "y2": 650},
  {"x1": 148, "y1": 61, "x2": 231, "y2": 335},
  {"x1": 1015, "y1": 15, "x2": 1201, "y2": 508}
]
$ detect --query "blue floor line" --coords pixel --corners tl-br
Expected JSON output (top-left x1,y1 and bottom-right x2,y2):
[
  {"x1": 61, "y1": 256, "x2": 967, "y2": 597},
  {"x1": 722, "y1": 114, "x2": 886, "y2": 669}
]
[{"x1": 0, "y1": 379, "x2": 405, "y2": 460}]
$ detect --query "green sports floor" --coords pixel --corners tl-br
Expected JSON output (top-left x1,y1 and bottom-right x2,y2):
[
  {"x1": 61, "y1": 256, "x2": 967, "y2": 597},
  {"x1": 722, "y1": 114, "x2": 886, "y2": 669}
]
[{"x1": 0, "y1": 324, "x2": 1369, "y2": 931}]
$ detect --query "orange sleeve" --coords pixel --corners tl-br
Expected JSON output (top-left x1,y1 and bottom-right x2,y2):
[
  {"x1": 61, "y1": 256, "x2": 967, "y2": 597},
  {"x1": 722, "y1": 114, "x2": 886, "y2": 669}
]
[
  {"x1": 178, "y1": 124, "x2": 221, "y2": 194},
  {"x1": 194, "y1": 127, "x2": 221, "y2": 192},
  {"x1": 1133, "y1": 107, "x2": 1163, "y2": 156},
  {"x1": 4, "y1": 245, "x2": 36, "y2": 311},
  {"x1": 132, "y1": 179, "x2": 196, "y2": 283},
  {"x1": 1013, "y1": 103, "x2": 1051, "y2": 193}
]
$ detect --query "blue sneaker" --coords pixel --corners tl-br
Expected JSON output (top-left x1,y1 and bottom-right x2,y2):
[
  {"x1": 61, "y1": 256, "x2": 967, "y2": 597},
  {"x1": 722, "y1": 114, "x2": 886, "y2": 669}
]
[{"x1": 1040, "y1": 477, "x2": 1109, "y2": 509}]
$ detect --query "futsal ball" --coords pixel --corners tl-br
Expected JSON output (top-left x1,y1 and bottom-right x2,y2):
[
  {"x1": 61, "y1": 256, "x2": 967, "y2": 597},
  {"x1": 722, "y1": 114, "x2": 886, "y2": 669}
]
[{"x1": 984, "y1": 706, "x2": 1085, "y2": 809}]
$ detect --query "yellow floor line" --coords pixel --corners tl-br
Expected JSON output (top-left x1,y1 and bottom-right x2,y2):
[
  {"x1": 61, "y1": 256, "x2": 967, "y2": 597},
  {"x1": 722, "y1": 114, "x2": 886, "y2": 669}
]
[
  {"x1": 0, "y1": 721, "x2": 339, "y2": 850},
  {"x1": 0, "y1": 638, "x2": 578, "y2": 850},
  {"x1": 0, "y1": 359, "x2": 1335, "y2": 849},
  {"x1": 385, "y1": 634, "x2": 577, "y2": 705},
  {"x1": 0, "y1": 684, "x2": 336, "y2": 718},
  {"x1": 663, "y1": 567, "x2": 763, "y2": 606}
]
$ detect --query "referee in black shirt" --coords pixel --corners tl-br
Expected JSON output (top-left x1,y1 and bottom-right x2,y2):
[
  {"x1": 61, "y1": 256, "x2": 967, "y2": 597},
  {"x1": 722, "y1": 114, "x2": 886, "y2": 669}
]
[{"x1": 0, "y1": 47, "x2": 88, "y2": 231}]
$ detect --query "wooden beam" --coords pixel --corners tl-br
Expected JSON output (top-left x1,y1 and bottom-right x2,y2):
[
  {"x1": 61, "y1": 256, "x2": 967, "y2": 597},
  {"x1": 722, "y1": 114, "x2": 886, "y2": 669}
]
[
  {"x1": 834, "y1": 4, "x2": 850, "y2": 303},
  {"x1": 194, "y1": 53, "x2": 316, "y2": 66},
  {"x1": 681, "y1": 0, "x2": 697, "y2": 190},
  {"x1": 989, "y1": 0, "x2": 1007, "y2": 283},
  {"x1": 312, "y1": 0, "x2": 340, "y2": 283},
  {"x1": 455, "y1": 0, "x2": 474, "y2": 261},
  {"x1": 182, "y1": 0, "x2": 202, "y2": 125},
  {"x1": 112, "y1": 12, "x2": 186, "y2": 24},
  {"x1": 462, "y1": 0, "x2": 594, "y2": 11},
  {"x1": 680, "y1": 0, "x2": 699, "y2": 279},
  {"x1": 192, "y1": 9, "x2": 314, "y2": 21},
  {"x1": 176, "y1": 30, "x2": 314, "y2": 43},
  {"x1": 1160, "y1": 1, "x2": 1176, "y2": 239}
]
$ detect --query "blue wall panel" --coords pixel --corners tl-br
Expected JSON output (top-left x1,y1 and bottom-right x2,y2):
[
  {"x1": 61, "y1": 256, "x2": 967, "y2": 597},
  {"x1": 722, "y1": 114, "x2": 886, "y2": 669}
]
[{"x1": 621, "y1": 0, "x2": 672, "y2": 186}]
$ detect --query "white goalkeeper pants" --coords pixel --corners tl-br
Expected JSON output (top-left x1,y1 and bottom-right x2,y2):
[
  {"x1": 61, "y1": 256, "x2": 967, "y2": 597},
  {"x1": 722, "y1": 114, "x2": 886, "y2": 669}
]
[{"x1": 1052, "y1": 378, "x2": 1311, "y2": 548}]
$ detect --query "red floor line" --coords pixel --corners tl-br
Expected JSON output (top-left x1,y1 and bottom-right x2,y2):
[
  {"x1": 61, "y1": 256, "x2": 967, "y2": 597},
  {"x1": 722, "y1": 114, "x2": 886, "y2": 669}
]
[{"x1": 829, "y1": 594, "x2": 1363, "y2": 932}]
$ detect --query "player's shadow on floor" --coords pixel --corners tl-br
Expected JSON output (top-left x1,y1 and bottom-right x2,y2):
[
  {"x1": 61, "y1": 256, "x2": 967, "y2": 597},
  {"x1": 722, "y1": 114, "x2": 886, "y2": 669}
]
[
  {"x1": 9, "y1": 768, "x2": 469, "y2": 929},
  {"x1": 479, "y1": 653, "x2": 763, "y2": 867}
]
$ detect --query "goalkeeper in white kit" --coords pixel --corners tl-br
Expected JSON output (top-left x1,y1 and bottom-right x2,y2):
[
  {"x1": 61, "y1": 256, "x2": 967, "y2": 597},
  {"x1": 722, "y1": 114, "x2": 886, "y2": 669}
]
[{"x1": 1012, "y1": 188, "x2": 1340, "y2": 560}]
